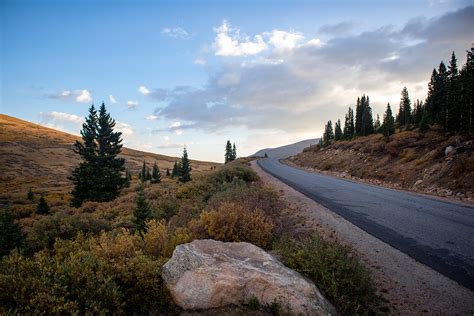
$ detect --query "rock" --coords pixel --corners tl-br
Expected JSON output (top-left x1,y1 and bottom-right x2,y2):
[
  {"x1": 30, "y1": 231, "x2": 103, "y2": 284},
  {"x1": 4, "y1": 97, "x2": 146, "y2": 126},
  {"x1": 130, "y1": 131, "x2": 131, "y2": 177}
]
[
  {"x1": 162, "y1": 239, "x2": 336, "y2": 315},
  {"x1": 445, "y1": 146, "x2": 455, "y2": 156},
  {"x1": 412, "y1": 179, "x2": 423, "y2": 190}
]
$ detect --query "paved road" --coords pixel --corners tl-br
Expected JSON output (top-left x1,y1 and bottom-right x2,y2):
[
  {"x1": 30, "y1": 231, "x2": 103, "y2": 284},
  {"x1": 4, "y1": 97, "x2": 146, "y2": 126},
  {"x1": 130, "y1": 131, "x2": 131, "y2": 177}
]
[{"x1": 258, "y1": 158, "x2": 474, "y2": 290}]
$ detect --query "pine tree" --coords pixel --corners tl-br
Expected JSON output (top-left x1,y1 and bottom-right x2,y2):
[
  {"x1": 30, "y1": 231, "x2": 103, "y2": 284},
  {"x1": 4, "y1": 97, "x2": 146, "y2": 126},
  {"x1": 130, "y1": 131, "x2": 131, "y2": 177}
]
[
  {"x1": 343, "y1": 107, "x2": 355, "y2": 139},
  {"x1": 447, "y1": 51, "x2": 460, "y2": 132},
  {"x1": 140, "y1": 161, "x2": 147, "y2": 182},
  {"x1": 232, "y1": 143, "x2": 237, "y2": 161},
  {"x1": 225, "y1": 140, "x2": 233, "y2": 164},
  {"x1": 132, "y1": 185, "x2": 152, "y2": 235},
  {"x1": 322, "y1": 121, "x2": 334, "y2": 147},
  {"x1": 426, "y1": 68, "x2": 440, "y2": 123},
  {"x1": 355, "y1": 97, "x2": 362, "y2": 135},
  {"x1": 0, "y1": 209, "x2": 24, "y2": 257},
  {"x1": 166, "y1": 168, "x2": 171, "y2": 177},
  {"x1": 413, "y1": 100, "x2": 424, "y2": 126},
  {"x1": 334, "y1": 119, "x2": 342, "y2": 141},
  {"x1": 382, "y1": 103, "x2": 395, "y2": 138},
  {"x1": 171, "y1": 161, "x2": 179, "y2": 178},
  {"x1": 179, "y1": 147, "x2": 192, "y2": 183},
  {"x1": 151, "y1": 162, "x2": 161, "y2": 183},
  {"x1": 374, "y1": 114, "x2": 381, "y2": 132},
  {"x1": 438, "y1": 61, "x2": 449, "y2": 128},
  {"x1": 360, "y1": 95, "x2": 374, "y2": 136},
  {"x1": 69, "y1": 103, "x2": 125, "y2": 207},
  {"x1": 398, "y1": 87, "x2": 412, "y2": 127},
  {"x1": 27, "y1": 188, "x2": 34, "y2": 201},
  {"x1": 460, "y1": 45, "x2": 474, "y2": 135},
  {"x1": 264, "y1": 152, "x2": 268, "y2": 158},
  {"x1": 419, "y1": 110, "x2": 430, "y2": 134},
  {"x1": 36, "y1": 196, "x2": 50, "y2": 215}
]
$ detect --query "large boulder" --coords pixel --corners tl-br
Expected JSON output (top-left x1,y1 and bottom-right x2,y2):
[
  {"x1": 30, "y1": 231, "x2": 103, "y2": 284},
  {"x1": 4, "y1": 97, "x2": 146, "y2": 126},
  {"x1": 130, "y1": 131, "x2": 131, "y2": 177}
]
[{"x1": 162, "y1": 239, "x2": 336, "y2": 315}]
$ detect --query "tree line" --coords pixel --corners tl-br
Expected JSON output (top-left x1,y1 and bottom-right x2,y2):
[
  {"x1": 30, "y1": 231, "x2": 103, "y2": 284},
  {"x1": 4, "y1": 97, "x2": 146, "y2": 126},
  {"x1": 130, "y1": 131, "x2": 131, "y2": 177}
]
[{"x1": 320, "y1": 46, "x2": 474, "y2": 146}]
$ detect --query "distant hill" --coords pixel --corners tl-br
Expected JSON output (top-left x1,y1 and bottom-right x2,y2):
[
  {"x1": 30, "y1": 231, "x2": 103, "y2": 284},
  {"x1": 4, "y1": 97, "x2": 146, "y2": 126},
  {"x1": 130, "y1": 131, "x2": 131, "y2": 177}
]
[
  {"x1": 0, "y1": 114, "x2": 219, "y2": 195},
  {"x1": 253, "y1": 139, "x2": 319, "y2": 159}
]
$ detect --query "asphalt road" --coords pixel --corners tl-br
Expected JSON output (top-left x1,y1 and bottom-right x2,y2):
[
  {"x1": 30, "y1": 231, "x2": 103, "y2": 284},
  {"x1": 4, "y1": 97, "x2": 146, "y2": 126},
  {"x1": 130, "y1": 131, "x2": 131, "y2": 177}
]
[{"x1": 258, "y1": 158, "x2": 474, "y2": 290}]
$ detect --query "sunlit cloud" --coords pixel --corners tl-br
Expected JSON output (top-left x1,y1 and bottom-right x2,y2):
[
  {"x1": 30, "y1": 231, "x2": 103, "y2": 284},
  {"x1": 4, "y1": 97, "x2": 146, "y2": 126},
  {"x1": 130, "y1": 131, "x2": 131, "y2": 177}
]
[{"x1": 161, "y1": 27, "x2": 190, "y2": 39}]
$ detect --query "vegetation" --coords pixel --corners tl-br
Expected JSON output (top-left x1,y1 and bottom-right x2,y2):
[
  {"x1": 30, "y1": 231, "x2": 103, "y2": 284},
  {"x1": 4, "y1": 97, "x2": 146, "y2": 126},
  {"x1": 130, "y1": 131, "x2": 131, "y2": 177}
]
[
  {"x1": 224, "y1": 140, "x2": 237, "y2": 163},
  {"x1": 36, "y1": 196, "x2": 50, "y2": 215},
  {"x1": 0, "y1": 209, "x2": 24, "y2": 258},
  {"x1": 152, "y1": 162, "x2": 162, "y2": 183},
  {"x1": 0, "y1": 160, "x2": 380, "y2": 314},
  {"x1": 178, "y1": 147, "x2": 192, "y2": 183},
  {"x1": 69, "y1": 103, "x2": 125, "y2": 207},
  {"x1": 319, "y1": 46, "x2": 474, "y2": 147}
]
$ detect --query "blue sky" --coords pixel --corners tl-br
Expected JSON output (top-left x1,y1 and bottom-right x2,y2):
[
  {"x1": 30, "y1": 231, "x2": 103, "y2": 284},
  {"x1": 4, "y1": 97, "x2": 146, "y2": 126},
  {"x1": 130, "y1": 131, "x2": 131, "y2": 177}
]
[{"x1": 1, "y1": 0, "x2": 472, "y2": 162}]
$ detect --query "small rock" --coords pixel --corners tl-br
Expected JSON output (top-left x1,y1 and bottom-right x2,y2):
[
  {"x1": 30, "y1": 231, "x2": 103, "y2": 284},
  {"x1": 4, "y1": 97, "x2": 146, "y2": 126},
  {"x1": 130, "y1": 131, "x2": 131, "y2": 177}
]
[
  {"x1": 413, "y1": 179, "x2": 423, "y2": 190},
  {"x1": 445, "y1": 146, "x2": 455, "y2": 156},
  {"x1": 162, "y1": 239, "x2": 336, "y2": 315}
]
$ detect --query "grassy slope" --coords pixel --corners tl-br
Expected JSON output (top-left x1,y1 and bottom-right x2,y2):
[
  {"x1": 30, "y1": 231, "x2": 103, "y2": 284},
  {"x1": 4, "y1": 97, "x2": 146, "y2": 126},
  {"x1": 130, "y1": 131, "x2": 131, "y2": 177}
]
[
  {"x1": 0, "y1": 114, "x2": 220, "y2": 195},
  {"x1": 287, "y1": 128, "x2": 474, "y2": 199}
]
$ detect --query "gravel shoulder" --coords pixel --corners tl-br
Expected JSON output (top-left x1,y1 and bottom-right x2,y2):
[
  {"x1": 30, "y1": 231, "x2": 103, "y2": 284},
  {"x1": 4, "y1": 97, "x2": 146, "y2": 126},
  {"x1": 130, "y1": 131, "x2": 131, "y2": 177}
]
[{"x1": 251, "y1": 160, "x2": 474, "y2": 315}]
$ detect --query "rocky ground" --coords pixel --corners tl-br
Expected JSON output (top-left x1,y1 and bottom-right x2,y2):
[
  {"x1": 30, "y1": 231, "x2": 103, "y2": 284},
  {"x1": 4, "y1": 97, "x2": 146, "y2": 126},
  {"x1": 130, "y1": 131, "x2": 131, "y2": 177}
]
[{"x1": 251, "y1": 160, "x2": 474, "y2": 315}]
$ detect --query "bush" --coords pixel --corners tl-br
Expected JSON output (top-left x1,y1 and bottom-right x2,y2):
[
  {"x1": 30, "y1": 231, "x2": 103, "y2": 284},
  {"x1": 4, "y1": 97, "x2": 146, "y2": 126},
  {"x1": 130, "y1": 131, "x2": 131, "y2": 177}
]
[
  {"x1": 190, "y1": 202, "x2": 274, "y2": 249},
  {"x1": 275, "y1": 235, "x2": 378, "y2": 315}
]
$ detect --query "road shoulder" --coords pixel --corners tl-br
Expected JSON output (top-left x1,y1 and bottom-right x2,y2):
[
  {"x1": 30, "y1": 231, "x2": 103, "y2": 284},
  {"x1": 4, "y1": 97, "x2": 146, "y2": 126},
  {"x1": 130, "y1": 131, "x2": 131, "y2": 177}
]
[{"x1": 251, "y1": 160, "x2": 474, "y2": 315}]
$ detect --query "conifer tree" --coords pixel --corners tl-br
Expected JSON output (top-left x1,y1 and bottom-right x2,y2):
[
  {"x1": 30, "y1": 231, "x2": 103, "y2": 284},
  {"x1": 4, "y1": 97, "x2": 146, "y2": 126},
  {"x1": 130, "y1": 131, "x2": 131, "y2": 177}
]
[
  {"x1": 437, "y1": 61, "x2": 449, "y2": 128},
  {"x1": 374, "y1": 114, "x2": 381, "y2": 132},
  {"x1": 166, "y1": 168, "x2": 171, "y2": 177},
  {"x1": 382, "y1": 103, "x2": 395, "y2": 138},
  {"x1": 27, "y1": 188, "x2": 34, "y2": 201},
  {"x1": 419, "y1": 110, "x2": 430, "y2": 134},
  {"x1": 426, "y1": 68, "x2": 440, "y2": 123},
  {"x1": 132, "y1": 185, "x2": 152, "y2": 235},
  {"x1": 124, "y1": 170, "x2": 131, "y2": 188},
  {"x1": 398, "y1": 87, "x2": 412, "y2": 127},
  {"x1": 355, "y1": 97, "x2": 362, "y2": 135},
  {"x1": 232, "y1": 143, "x2": 237, "y2": 161},
  {"x1": 334, "y1": 119, "x2": 342, "y2": 141},
  {"x1": 343, "y1": 107, "x2": 355, "y2": 139},
  {"x1": 264, "y1": 152, "x2": 268, "y2": 158},
  {"x1": 140, "y1": 161, "x2": 147, "y2": 181},
  {"x1": 69, "y1": 103, "x2": 125, "y2": 207},
  {"x1": 36, "y1": 196, "x2": 50, "y2": 215},
  {"x1": 179, "y1": 147, "x2": 192, "y2": 183},
  {"x1": 322, "y1": 120, "x2": 334, "y2": 147},
  {"x1": 171, "y1": 161, "x2": 179, "y2": 178},
  {"x1": 447, "y1": 51, "x2": 460, "y2": 132},
  {"x1": 0, "y1": 209, "x2": 24, "y2": 258},
  {"x1": 151, "y1": 162, "x2": 161, "y2": 183},
  {"x1": 412, "y1": 100, "x2": 424, "y2": 125},
  {"x1": 360, "y1": 95, "x2": 374, "y2": 136},
  {"x1": 225, "y1": 140, "x2": 233, "y2": 164},
  {"x1": 460, "y1": 45, "x2": 474, "y2": 134}
]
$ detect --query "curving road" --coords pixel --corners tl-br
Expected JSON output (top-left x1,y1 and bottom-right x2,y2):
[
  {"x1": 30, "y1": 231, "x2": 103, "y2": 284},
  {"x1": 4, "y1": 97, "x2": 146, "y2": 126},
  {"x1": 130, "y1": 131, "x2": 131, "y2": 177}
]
[{"x1": 258, "y1": 158, "x2": 474, "y2": 290}]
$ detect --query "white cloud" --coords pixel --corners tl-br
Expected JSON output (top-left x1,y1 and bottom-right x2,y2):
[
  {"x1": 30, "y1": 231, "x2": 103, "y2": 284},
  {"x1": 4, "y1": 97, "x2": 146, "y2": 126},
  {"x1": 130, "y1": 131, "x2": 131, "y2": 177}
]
[
  {"x1": 169, "y1": 121, "x2": 181, "y2": 128},
  {"x1": 213, "y1": 20, "x2": 267, "y2": 57},
  {"x1": 194, "y1": 58, "x2": 207, "y2": 66},
  {"x1": 40, "y1": 111, "x2": 83, "y2": 124},
  {"x1": 146, "y1": 115, "x2": 158, "y2": 121},
  {"x1": 109, "y1": 94, "x2": 117, "y2": 104},
  {"x1": 115, "y1": 121, "x2": 134, "y2": 135},
  {"x1": 306, "y1": 38, "x2": 323, "y2": 47},
  {"x1": 139, "y1": 85, "x2": 150, "y2": 96},
  {"x1": 127, "y1": 100, "x2": 138, "y2": 109},
  {"x1": 61, "y1": 90, "x2": 71, "y2": 97},
  {"x1": 161, "y1": 27, "x2": 190, "y2": 39},
  {"x1": 268, "y1": 30, "x2": 304, "y2": 50},
  {"x1": 38, "y1": 111, "x2": 84, "y2": 134},
  {"x1": 76, "y1": 89, "x2": 92, "y2": 103}
]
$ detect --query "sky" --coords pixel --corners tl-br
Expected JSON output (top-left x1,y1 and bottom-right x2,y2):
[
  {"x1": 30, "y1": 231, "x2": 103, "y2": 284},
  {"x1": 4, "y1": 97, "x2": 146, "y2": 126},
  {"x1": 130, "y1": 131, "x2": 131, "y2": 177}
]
[{"x1": 1, "y1": 0, "x2": 473, "y2": 162}]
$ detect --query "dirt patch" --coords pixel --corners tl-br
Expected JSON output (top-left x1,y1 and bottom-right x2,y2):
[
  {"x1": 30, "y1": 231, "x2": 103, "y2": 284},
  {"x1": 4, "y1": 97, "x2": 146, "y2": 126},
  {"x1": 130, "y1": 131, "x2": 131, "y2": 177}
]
[{"x1": 251, "y1": 160, "x2": 474, "y2": 315}]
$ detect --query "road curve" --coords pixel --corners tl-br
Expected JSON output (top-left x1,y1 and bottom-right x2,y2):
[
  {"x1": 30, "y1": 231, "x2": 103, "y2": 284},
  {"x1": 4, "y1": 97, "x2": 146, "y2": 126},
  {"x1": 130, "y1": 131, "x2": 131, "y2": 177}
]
[{"x1": 257, "y1": 158, "x2": 474, "y2": 290}]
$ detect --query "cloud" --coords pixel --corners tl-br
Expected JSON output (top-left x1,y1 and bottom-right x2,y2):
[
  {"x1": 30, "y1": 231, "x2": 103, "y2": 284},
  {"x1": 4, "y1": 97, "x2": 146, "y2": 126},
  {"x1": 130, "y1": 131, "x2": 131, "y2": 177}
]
[
  {"x1": 318, "y1": 22, "x2": 356, "y2": 36},
  {"x1": 139, "y1": 85, "x2": 150, "y2": 96},
  {"x1": 268, "y1": 30, "x2": 304, "y2": 51},
  {"x1": 161, "y1": 27, "x2": 190, "y2": 39},
  {"x1": 115, "y1": 121, "x2": 134, "y2": 135},
  {"x1": 156, "y1": 143, "x2": 184, "y2": 149},
  {"x1": 194, "y1": 58, "x2": 207, "y2": 66},
  {"x1": 127, "y1": 100, "x2": 138, "y2": 109},
  {"x1": 213, "y1": 20, "x2": 267, "y2": 56},
  {"x1": 153, "y1": 6, "x2": 473, "y2": 137},
  {"x1": 146, "y1": 115, "x2": 158, "y2": 121},
  {"x1": 109, "y1": 94, "x2": 117, "y2": 104},
  {"x1": 47, "y1": 89, "x2": 92, "y2": 103},
  {"x1": 76, "y1": 89, "x2": 92, "y2": 103},
  {"x1": 38, "y1": 111, "x2": 84, "y2": 134}
]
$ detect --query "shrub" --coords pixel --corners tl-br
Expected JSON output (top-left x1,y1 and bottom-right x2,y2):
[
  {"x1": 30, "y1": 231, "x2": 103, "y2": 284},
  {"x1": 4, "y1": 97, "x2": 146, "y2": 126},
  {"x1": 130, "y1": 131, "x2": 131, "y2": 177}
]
[
  {"x1": 191, "y1": 202, "x2": 274, "y2": 248},
  {"x1": 275, "y1": 235, "x2": 378, "y2": 315}
]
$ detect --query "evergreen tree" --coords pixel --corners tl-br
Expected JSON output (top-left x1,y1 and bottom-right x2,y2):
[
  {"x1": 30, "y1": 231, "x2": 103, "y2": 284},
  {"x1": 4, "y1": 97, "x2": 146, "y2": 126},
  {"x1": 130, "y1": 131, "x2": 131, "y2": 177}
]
[
  {"x1": 27, "y1": 188, "x2": 34, "y2": 201},
  {"x1": 124, "y1": 169, "x2": 131, "y2": 188},
  {"x1": 179, "y1": 147, "x2": 192, "y2": 183},
  {"x1": 140, "y1": 161, "x2": 147, "y2": 182},
  {"x1": 69, "y1": 103, "x2": 125, "y2": 207},
  {"x1": 447, "y1": 51, "x2": 460, "y2": 132},
  {"x1": 151, "y1": 162, "x2": 161, "y2": 183},
  {"x1": 171, "y1": 161, "x2": 179, "y2": 178},
  {"x1": 360, "y1": 95, "x2": 374, "y2": 136},
  {"x1": 36, "y1": 195, "x2": 50, "y2": 215},
  {"x1": 426, "y1": 68, "x2": 440, "y2": 123},
  {"x1": 334, "y1": 119, "x2": 342, "y2": 141},
  {"x1": 166, "y1": 168, "x2": 171, "y2": 177},
  {"x1": 419, "y1": 110, "x2": 430, "y2": 134},
  {"x1": 132, "y1": 185, "x2": 152, "y2": 235},
  {"x1": 343, "y1": 107, "x2": 355, "y2": 139},
  {"x1": 225, "y1": 140, "x2": 233, "y2": 164},
  {"x1": 382, "y1": 103, "x2": 395, "y2": 138},
  {"x1": 322, "y1": 121, "x2": 334, "y2": 147},
  {"x1": 460, "y1": 45, "x2": 474, "y2": 134},
  {"x1": 264, "y1": 152, "x2": 268, "y2": 158},
  {"x1": 413, "y1": 100, "x2": 424, "y2": 126},
  {"x1": 355, "y1": 97, "x2": 362, "y2": 135},
  {"x1": 374, "y1": 114, "x2": 381, "y2": 132},
  {"x1": 437, "y1": 61, "x2": 449, "y2": 128},
  {"x1": 0, "y1": 209, "x2": 24, "y2": 257},
  {"x1": 398, "y1": 87, "x2": 412, "y2": 127},
  {"x1": 232, "y1": 143, "x2": 237, "y2": 161}
]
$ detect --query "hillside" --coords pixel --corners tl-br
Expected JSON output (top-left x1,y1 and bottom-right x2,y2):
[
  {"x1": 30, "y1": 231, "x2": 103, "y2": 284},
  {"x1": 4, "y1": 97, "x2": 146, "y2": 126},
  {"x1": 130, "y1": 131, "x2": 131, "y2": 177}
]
[
  {"x1": 0, "y1": 114, "x2": 219, "y2": 195},
  {"x1": 286, "y1": 128, "x2": 474, "y2": 201},
  {"x1": 253, "y1": 138, "x2": 319, "y2": 159}
]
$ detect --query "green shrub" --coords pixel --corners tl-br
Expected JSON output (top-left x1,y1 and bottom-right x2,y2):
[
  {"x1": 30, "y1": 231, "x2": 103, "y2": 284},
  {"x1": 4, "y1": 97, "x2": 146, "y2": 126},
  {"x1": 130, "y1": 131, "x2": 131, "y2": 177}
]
[{"x1": 275, "y1": 235, "x2": 378, "y2": 315}]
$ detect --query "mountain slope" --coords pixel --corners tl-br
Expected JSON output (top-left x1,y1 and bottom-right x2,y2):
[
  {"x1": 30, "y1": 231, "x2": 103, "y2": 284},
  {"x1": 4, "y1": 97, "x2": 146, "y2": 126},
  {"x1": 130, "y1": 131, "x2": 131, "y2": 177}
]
[
  {"x1": 0, "y1": 114, "x2": 219, "y2": 195},
  {"x1": 253, "y1": 139, "x2": 319, "y2": 159}
]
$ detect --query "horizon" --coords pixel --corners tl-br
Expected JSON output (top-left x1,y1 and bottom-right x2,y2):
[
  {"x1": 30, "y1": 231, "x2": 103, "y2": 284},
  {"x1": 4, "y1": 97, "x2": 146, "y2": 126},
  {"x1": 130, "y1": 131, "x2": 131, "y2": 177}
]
[{"x1": 1, "y1": 0, "x2": 472, "y2": 162}]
